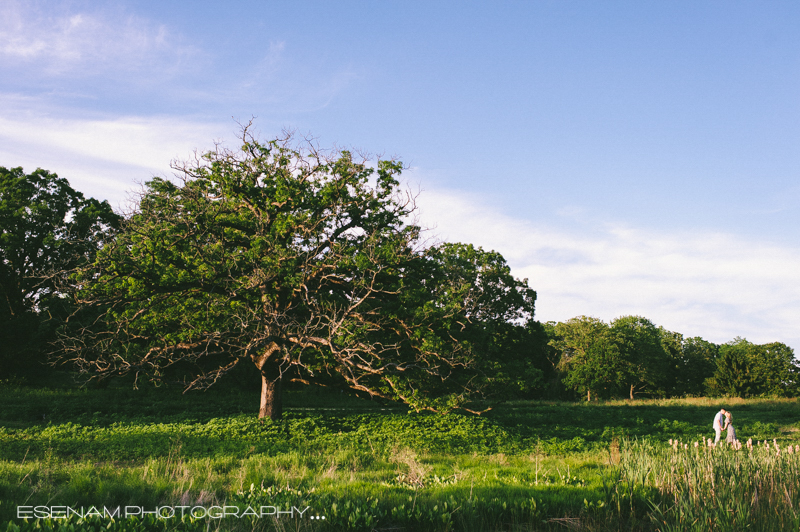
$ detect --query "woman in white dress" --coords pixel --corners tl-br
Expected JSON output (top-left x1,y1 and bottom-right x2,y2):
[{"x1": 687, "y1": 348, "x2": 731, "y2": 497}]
[{"x1": 724, "y1": 412, "x2": 737, "y2": 444}]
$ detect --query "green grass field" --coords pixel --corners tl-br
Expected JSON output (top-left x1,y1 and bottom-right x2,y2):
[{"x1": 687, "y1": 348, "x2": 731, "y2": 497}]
[{"x1": 1, "y1": 379, "x2": 799, "y2": 531}]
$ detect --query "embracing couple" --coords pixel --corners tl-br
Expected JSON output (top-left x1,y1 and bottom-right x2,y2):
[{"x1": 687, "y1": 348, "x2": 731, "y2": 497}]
[{"x1": 713, "y1": 408, "x2": 737, "y2": 444}]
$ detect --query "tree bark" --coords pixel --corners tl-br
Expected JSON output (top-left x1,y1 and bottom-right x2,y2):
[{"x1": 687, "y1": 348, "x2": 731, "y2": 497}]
[
  {"x1": 259, "y1": 371, "x2": 283, "y2": 420},
  {"x1": 252, "y1": 342, "x2": 283, "y2": 420}
]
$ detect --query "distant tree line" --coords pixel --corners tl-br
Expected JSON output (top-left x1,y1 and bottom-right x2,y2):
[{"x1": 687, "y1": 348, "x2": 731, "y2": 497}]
[
  {"x1": 2, "y1": 132, "x2": 798, "y2": 413},
  {"x1": 529, "y1": 316, "x2": 799, "y2": 401}
]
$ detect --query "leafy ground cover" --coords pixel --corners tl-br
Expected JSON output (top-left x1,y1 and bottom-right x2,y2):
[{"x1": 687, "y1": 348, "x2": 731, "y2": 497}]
[{"x1": 1, "y1": 380, "x2": 799, "y2": 531}]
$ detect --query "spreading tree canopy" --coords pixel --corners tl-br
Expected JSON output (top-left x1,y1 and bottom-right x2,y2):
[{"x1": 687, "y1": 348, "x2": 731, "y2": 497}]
[{"x1": 60, "y1": 130, "x2": 537, "y2": 418}]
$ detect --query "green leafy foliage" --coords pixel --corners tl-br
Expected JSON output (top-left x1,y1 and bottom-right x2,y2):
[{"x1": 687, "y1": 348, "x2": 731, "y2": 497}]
[
  {"x1": 660, "y1": 333, "x2": 717, "y2": 397},
  {"x1": 60, "y1": 132, "x2": 447, "y2": 416},
  {"x1": 550, "y1": 315, "x2": 796, "y2": 402},
  {"x1": 706, "y1": 338, "x2": 800, "y2": 398},
  {"x1": 0, "y1": 166, "x2": 119, "y2": 379},
  {"x1": 59, "y1": 131, "x2": 541, "y2": 419},
  {"x1": 552, "y1": 316, "x2": 622, "y2": 401},
  {"x1": 414, "y1": 243, "x2": 541, "y2": 400},
  {"x1": 609, "y1": 316, "x2": 668, "y2": 399}
]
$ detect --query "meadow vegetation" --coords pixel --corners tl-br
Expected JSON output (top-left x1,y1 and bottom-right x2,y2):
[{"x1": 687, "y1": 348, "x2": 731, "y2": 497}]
[
  {"x1": 5, "y1": 127, "x2": 800, "y2": 532},
  {"x1": 1, "y1": 379, "x2": 799, "y2": 531}
]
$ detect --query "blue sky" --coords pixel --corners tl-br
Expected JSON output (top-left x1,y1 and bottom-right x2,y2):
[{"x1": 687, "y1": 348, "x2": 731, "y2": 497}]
[{"x1": 2, "y1": 1, "x2": 799, "y2": 349}]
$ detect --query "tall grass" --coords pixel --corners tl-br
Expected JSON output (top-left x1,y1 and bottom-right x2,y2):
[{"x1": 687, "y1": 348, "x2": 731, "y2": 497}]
[{"x1": 618, "y1": 438, "x2": 800, "y2": 532}]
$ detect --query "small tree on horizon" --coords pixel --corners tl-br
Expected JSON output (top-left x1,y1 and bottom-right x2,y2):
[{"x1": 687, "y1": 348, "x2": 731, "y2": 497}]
[{"x1": 552, "y1": 316, "x2": 622, "y2": 401}]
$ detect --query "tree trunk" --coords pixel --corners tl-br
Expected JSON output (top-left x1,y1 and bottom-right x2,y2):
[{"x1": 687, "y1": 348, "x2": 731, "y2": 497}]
[
  {"x1": 587, "y1": 389, "x2": 591, "y2": 402},
  {"x1": 259, "y1": 372, "x2": 283, "y2": 420},
  {"x1": 630, "y1": 384, "x2": 635, "y2": 401},
  {"x1": 252, "y1": 342, "x2": 283, "y2": 420}
]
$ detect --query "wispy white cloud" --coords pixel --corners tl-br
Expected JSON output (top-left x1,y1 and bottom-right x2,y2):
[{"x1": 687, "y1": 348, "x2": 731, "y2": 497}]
[
  {"x1": 0, "y1": 1, "x2": 197, "y2": 78},
  {"x1": 0, "y1": 2, "x2": 360, "y2": 116},
  {"x1": 233, "y1": 41, "x2": 360, "y2": 114},
  {"x1": 243, "y1": 41, "x2": 287, "y2": 88},
  {"x1": 415, "y1": 186, "x2": 800, "y2": 349},
  {"x1": 0, "y1": 96, "x2": 231, "y2": 208}
]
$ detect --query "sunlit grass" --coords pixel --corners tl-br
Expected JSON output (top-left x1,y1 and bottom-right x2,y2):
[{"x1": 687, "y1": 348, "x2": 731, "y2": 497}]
[{"x1": 2, "y1": 382, "x2": 799, "y2": 531}]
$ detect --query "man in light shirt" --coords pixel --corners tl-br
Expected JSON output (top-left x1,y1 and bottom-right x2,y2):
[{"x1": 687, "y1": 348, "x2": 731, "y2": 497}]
[{"x1": 713, "y1": 408, "x2": 727, "y2": 444}]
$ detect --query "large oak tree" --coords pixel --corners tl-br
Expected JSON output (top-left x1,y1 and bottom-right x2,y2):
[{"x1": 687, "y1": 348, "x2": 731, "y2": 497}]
[{"x1": 60, "y1": 131, "x2": 536, "y2": 418}]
